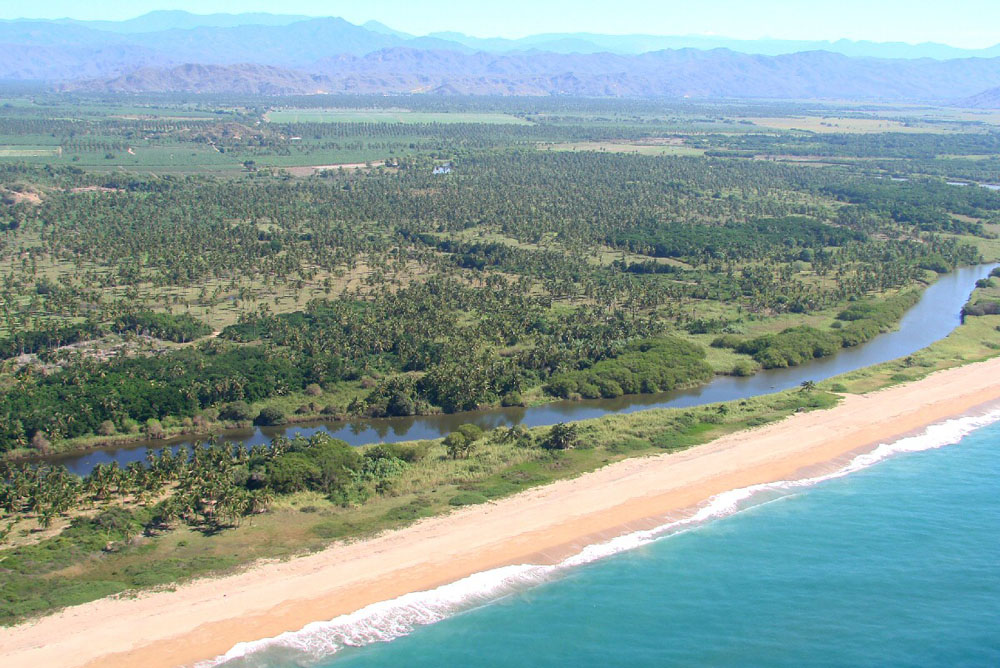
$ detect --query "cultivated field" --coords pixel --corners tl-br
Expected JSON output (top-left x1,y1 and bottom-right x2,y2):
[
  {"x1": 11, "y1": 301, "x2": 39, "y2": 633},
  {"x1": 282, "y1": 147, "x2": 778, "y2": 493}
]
[
  {"x1": 744, "y1": 116, "x2": 940, "y2": 134},
  {"x1": 265, "y1": 108, "x2": 533, "y2": 124}
]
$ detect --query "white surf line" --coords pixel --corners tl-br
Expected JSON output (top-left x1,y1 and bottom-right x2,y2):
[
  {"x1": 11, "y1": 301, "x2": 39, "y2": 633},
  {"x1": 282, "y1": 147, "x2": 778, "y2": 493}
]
[{"x1": 199, "y1": 408, "x2": 1000, "y2": 668}]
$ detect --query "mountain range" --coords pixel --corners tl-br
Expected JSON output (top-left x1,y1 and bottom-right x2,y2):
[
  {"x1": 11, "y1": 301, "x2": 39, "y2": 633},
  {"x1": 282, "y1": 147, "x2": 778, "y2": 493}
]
[
  {"x1": 2, "y1": 11, "x2": 1000, "y2": 104},
  {"x1": 61, "y1": 49, "x2": 1000, "y2": 102},
  {"x1": 9, "y1": 11, "x2": 1000, "y2": 60},
  {"x1": 961, "y1": 86, "x2": 1000, "y2": 108}
]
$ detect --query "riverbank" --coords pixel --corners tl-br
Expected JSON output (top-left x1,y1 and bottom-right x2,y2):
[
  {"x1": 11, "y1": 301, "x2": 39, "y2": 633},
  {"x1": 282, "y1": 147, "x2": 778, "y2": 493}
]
[
  {"x1": 3, "y1": 356, "x2": 1000, "y2": 668},
  {"x1": 31, "y1": 264, "x2": 1000, "y2": 477}
]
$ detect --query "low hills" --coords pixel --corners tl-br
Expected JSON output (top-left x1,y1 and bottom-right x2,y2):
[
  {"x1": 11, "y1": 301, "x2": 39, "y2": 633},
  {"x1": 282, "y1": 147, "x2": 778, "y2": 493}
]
[
  {"x1": 4, "y1": 11, "x2": 1000, "y2": 101},
  {"x1": 960, "y1": 86, "x2": 1000, "y2": 108},
  {"x1": 62, "y1": 48, "x2": 1000, "y2": 101}
]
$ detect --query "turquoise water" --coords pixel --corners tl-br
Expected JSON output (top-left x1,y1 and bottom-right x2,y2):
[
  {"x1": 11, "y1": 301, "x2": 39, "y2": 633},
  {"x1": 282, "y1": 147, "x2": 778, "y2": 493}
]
[{"x1": 211, "y1": 413, "x2": 1000, "y2": 668}]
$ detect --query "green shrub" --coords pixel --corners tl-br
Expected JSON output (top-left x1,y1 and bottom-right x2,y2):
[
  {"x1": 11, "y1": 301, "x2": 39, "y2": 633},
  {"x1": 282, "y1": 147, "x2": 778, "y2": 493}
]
[
  {"x1": 254, "y1": 406, "x2": 287, "y2": 426},
  {"x1": 444, "y1": 432, "x2": 470, "y2": 459},
  {"x1": 449, "y1": 492, "x2": 488, "y2": 506},
  {"x1": 962, "y1": 300, "x2": 1000, "y2": 317},
  {"x1": 605, "y1": 438, "x2": 651, "y2": 454},
  {"x1": 711, "y1": 334, "x2": 744, "y2": 349},
  {"x1": 652, "y1": 422, "x2": 713, "y2": 451},
  {"x1": 265, "y1": 453, "x2": 321, "y2": 494},
  {"x1": 500, "y1": 392, "x2": 524, "y2": 407},
  {"x1": 144, "y1": 419, "x2": 165, "y2": 439},
  {"x1": 544, "y1": 336, "x2": 713, "y2": 398},
  {"x1": 456, "y1": 424, "x2": 484, "y2": 442},
  {"x1": 542, "y1": 423, "x2": 580, "y2": 450},
  {"x1": 917, "y1": 255, "x2": 951, "y2": 274},
  {"x1": 265, "y1": 435, "x2": 360, "y2": 495},
  {"x1": 737, "y1": 326, "x2": 841, "y2": 369},
  {"x1": 382, "y1": 441, "x2": 431, "y2": 463},
  {"x1": 478, "y1": 481, "x2": 521, "y2": 498},
  {"x1": 219, "y1": 401, "x2": 255, "y2": 421},
  {"x1": 383, "y1": 498, "x2": 434, "y2": 523},
  {"x1": 310, "y1": 520, "x2": 350, "y2": 539},
  {"x1": 114, "y1": 312, "x2": 212, "y2": 343}
]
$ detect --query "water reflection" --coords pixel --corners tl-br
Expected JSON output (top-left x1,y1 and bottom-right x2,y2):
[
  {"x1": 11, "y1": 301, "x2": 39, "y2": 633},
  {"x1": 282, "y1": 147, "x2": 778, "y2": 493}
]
[{"x1": 47, "y1": 264, "x2": 998, "y2": 476}]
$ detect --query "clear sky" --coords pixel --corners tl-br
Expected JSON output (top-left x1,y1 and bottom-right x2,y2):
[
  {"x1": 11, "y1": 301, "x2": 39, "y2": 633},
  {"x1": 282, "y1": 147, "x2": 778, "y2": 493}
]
[{"x1": 4, "y1": 1, "x2": 1000, "y2": 48}]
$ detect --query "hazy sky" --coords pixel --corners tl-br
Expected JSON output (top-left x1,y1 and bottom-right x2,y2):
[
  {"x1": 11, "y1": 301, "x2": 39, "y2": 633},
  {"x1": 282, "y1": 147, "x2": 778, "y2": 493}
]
[{"x1": 4, "y1": 1, "x2": 1000, "y2": 47}]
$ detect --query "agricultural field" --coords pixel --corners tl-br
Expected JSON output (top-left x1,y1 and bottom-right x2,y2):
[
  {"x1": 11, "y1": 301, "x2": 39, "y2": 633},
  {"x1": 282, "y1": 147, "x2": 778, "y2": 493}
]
[
  {"x1": 539, "y1": 139, "x2": 705, "y2": 156},
  {"x1": 0, "y1": 147, "x2": 61, "y2": 157},
  {"x1": 742, "y1": 116, "x2": 942, "y2": 134},
  {"x1": 265, "y1": 108, "x2": 533, "y2": 124}
]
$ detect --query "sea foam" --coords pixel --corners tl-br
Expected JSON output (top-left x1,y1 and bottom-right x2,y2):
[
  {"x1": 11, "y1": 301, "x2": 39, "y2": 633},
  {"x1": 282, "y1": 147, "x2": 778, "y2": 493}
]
[{"x1": 199, "y1": 407, "x2": 1000, "y2": 668}]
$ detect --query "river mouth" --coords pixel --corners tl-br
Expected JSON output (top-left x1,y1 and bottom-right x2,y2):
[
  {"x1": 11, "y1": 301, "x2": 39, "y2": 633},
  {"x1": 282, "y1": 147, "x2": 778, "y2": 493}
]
[{"x1": 43, "y1": 263, "x2": 998, "y2": 476}]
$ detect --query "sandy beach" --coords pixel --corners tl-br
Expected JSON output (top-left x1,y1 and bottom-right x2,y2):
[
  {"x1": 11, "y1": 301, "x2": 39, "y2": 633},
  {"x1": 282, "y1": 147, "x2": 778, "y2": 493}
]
[{"x1": 3, "y1": 357, "x2": 1000, "y2": 668}]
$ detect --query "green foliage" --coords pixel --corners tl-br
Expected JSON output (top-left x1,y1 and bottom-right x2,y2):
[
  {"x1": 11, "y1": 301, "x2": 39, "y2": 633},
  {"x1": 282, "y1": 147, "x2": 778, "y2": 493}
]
[
  {"x1": 734, "y1": 291, "x2": 924, "y2": 369},
  {"x1": 544, "y1": 336, "x2": 713, "y2": 399},
  {"x1": 542, "y1": 423, "x2": 580, "y2": 450},
  {"x1": 379, "y1": 441, "x2": 431, "y2": 463},
  {"x1": 219, "y1": 401, "x2": 255, "y2": 422},
  {"x1": 0, "y1": 342, "x2": 336, "y2": 449},
  {"x1": 265, "y1": 435, "x2": 363, "y2": 496},
  {"x1": 264, "y1": 453, "x2": 321, "y2": 494},
  {"x1": 444, "y1": 432, "x2": 470, "y2": 460},
  {"x1": 501, "y1": 392, "x2": 524, "y2": 407},
  {"x1": 610, "y1": 216, "x2": 864, "y2": 262},
  {"x1": 605, "y1": 437, "x2": 651, "y2": 454},
  {"x1": 651, "y1": 422, "x2": 715, "y2": 451},
  {"x1": 113, "y1": 312, "x2": 212, "y2": 343},
  {"x1": 253, "y1": 406, "x2": 287, "y2": 427},
  {"x1": 456, "y1": 424, "x2": 484, "y2": 442},
  {"x1": 711, "y1": 334, "x2": 744, "y2": 349},
  {"x1": 962, "y1": 300, "x2": 1000, "y2": 317},
  {"x1": 382, "y1": 497, "x2": 434, "y2": 523},
  {"x1": 448, "y1": 492, "x2": 488, "y2": 506},
  {"x1": 0, "y1": 321, "x2": 103, "y2": 360},
  {"x1": 736, "y1": 326, "x2": 842, "y2": 369}
]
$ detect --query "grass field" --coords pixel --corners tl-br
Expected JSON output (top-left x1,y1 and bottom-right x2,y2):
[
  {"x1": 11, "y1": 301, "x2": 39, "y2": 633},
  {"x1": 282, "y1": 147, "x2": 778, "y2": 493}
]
[
  {"x1": 0, "y1": 147, "x2": 61, "y2": 157},
  {"x1": 743, "y1": 116, "x2": 942, "y2": 134},
  {"x1": 265, "y1": 109, "x2": 533, "y2": 124},
  {"x1": 539, "y1": 140, "x2": 706, "y2": 156}
]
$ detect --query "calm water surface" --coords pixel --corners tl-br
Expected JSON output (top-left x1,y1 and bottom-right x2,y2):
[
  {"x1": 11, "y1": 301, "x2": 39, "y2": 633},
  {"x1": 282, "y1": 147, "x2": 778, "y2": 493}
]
[{"x1": 49, "y1": 264, "x2": 997, "y2": 476}]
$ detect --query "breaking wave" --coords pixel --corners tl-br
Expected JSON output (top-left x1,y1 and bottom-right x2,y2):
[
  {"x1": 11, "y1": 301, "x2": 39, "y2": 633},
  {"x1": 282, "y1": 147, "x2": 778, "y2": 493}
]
[{"x1": 199, "y1": 407, "x2": 1000, "y2": 668}]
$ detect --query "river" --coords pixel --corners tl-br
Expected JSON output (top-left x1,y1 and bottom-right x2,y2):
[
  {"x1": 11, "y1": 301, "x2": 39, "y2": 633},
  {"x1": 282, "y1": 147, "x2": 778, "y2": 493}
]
[{"x1": 47, "y1": 263, "x2": 998, "y2": 476}]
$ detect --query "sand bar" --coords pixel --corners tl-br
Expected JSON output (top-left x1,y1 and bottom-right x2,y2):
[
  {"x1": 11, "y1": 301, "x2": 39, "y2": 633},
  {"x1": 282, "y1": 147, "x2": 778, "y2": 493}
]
[{"x1": 3, "y1": 357, "x2": 1000, "y2": 668}]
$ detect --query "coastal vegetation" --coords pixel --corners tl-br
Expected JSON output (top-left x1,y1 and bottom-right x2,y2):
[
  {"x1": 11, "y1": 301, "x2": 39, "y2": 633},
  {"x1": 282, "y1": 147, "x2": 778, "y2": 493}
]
[
  {"x1": 0, "y1": 387, "x2": 840, "y2": 624},
  {"x1": 1, "y1": 93, "x2": 999, "y2": 626}
]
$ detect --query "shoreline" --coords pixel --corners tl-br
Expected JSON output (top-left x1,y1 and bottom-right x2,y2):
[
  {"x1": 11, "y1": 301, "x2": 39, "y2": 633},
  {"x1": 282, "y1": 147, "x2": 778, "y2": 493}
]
[{"x1": 3, "y1": 357, "x2": 1000, "y2": 668}]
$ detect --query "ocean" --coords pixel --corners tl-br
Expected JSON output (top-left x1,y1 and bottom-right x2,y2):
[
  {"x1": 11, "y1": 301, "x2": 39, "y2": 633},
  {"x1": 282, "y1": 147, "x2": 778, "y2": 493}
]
[{"x1": 208, "y1": 410, "x2": 1000, "y2": 668}]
